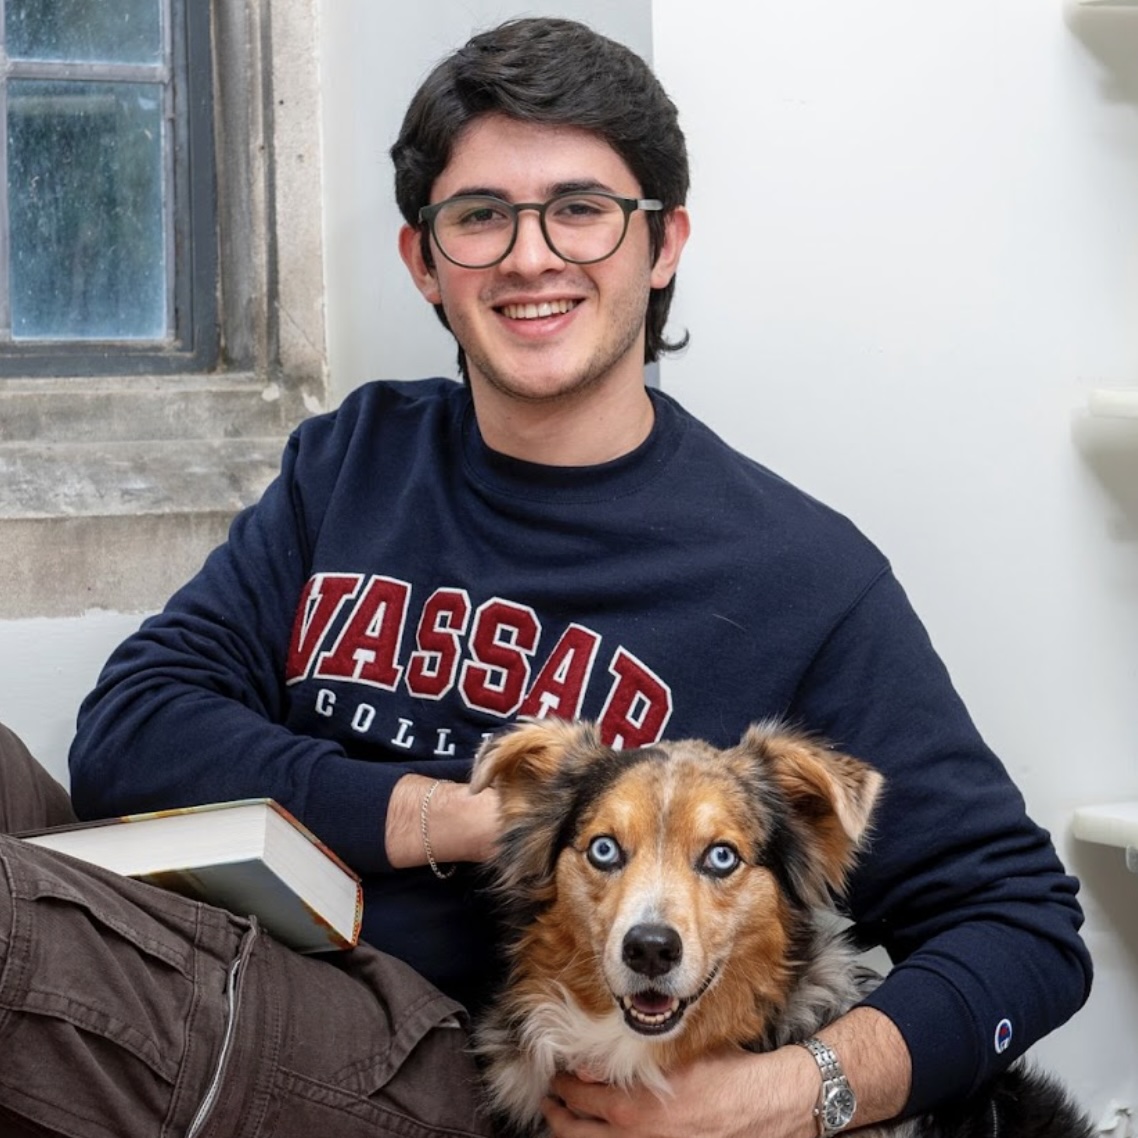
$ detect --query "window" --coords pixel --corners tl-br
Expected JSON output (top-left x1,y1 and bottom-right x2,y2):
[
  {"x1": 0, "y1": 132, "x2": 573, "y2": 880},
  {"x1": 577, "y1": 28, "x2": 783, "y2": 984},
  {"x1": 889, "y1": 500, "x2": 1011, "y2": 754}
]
[
  {"x1": 0, "y1": 0, "x2": 328, "y2": 621},
  {"x1": 0, "y1": 0, "x2": 216, "y2": 375}
]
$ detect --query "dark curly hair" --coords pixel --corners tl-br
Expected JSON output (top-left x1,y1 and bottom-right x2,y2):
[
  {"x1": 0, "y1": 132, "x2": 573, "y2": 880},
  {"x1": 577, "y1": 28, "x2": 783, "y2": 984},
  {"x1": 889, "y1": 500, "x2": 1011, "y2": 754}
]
[{"x1": 390, "y1": 17, "x2": 689, "y2": 375}]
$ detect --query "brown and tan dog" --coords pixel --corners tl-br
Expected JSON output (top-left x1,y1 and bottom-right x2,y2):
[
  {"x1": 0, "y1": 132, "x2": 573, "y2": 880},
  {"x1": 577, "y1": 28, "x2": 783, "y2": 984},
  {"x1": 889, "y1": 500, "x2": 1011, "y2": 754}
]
[{"x1": 471, "y1": 718, "x2": 1092, "y2": 1138}]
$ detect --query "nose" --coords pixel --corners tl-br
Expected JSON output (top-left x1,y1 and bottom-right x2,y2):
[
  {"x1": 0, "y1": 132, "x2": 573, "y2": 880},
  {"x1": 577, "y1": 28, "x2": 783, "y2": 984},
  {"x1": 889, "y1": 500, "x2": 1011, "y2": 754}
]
[
  {"x1": 622, "y1": 923, "x2": 683, "y2": 979},
  {"x1": 498, "y1": 207, "x2": 565, "y2": 275}
]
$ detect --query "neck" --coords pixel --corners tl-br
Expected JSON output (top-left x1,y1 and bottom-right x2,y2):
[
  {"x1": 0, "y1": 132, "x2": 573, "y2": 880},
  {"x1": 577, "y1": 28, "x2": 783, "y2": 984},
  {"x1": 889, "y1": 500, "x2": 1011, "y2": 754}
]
[{"x1": 471, "y1": 378, "x2": 656, "y2": 467}]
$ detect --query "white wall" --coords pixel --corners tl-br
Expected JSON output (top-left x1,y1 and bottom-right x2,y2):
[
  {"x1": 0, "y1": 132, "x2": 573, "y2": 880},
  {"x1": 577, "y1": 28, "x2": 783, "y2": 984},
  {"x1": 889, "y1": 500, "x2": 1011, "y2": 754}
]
[
  {"x1": 652, "y1": 0, "x2": 1138, "y2": 1120},
  {"x1": 0, "y1": 612, "x2": 144, "y2": 786}
]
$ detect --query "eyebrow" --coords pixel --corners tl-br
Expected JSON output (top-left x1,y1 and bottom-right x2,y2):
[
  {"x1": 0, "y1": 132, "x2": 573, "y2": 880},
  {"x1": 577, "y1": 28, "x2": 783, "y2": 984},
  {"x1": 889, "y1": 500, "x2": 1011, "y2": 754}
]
[{"x1": 442, "y1": 178, "x2": 620, "y2": 202}]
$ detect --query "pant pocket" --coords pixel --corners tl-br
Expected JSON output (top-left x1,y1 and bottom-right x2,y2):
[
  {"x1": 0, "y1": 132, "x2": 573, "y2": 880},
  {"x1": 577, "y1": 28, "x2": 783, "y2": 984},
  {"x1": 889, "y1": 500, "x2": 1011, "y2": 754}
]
[
  {"x1": 0, "y1": 839, "x2": 235, "y2": 1138},
  {"x1": 255, "y1": 940, "x2": 494, "y2": 1138}
]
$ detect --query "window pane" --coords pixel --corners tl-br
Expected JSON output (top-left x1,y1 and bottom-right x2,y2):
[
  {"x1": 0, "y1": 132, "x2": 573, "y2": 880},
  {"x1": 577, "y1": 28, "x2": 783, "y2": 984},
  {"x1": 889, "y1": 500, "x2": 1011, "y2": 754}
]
[
  {"x1": 5, "y1": 0, "x2": 162, "y2": 65},
  {"x1": 7, "y1": 80, "x2": 167, "y2": 341}
]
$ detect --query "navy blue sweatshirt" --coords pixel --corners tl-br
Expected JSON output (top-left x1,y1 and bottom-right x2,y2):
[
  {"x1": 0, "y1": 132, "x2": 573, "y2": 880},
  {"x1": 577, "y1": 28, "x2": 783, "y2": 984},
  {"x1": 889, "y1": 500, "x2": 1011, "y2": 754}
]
[{"x1": 70, "y1": 379, "x2": 1090, "y2": 1116}]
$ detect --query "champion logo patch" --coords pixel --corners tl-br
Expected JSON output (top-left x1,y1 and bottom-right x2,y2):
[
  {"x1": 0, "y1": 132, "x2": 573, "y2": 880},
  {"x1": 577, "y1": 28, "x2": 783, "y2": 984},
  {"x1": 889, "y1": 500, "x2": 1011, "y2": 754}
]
[{"x1": 994, "y1": 1018, "x2": 1013, "y2": 1054}]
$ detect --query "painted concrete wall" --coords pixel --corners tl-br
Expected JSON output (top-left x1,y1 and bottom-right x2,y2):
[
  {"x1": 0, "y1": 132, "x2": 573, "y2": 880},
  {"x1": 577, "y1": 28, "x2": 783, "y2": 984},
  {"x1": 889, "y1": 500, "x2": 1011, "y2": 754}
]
[
  {"x1": 1, "y1": 612, "x2": 144, "y2": 786},
  {"x1": 651, "y1": 0, "x2": 1138, "y2": 1121}
]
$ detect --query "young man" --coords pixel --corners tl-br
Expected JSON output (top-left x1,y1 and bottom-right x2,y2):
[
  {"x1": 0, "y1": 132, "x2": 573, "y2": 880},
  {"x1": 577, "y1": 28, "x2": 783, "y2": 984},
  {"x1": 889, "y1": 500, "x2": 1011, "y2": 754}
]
[{"x1": 0, "y1": 17, "x2": 1089, "y2": 1138}]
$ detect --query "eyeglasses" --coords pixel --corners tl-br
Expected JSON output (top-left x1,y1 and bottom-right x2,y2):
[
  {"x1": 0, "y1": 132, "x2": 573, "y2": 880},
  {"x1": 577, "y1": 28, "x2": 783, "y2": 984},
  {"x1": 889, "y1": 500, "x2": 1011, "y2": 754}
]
[{"x1": 418, "y1": 191, "x2": 663, "y2": 269}]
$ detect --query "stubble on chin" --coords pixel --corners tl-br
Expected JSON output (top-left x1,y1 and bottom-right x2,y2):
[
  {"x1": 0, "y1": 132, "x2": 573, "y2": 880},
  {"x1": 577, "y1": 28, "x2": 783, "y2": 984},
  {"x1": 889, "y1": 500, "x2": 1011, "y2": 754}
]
[{"x1": 461, "y1": 277, "x2": 652, "y2": 406}]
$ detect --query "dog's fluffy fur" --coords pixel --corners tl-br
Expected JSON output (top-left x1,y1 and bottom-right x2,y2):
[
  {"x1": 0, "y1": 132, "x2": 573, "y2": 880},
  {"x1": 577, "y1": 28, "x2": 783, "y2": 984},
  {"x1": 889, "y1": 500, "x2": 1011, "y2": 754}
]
[{"x1": 470, "y1": 719, "x2": 1093, "y2": 1138}]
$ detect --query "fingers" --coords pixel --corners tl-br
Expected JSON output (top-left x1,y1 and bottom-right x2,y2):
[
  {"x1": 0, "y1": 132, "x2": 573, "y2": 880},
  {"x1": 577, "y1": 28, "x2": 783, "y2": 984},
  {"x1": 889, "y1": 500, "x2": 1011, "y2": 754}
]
[
  {"x1": 542, "y1": 1091, "x2": 610, "y2": 1136},
  {"x1": 546, "y1": 1073, "x2": 647, "y2": 1134}
]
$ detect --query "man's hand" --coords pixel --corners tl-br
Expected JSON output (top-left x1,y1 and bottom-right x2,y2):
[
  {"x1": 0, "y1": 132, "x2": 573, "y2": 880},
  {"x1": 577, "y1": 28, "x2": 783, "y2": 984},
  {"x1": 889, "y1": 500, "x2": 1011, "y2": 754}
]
[
  {"x1": 543, "y1": 1047, "x2": 814, "y2": 1138},
  {"x1": 385, "y1": 774, "x2": 501, "y2": 867},
  {"x1": 542, "y1": 1007, "x2": 910, "y2": 1138}
]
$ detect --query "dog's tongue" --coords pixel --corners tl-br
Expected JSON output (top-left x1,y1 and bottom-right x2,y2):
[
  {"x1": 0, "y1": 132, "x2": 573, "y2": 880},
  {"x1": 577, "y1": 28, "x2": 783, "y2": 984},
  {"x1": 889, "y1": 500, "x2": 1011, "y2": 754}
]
[{"x1": 631, "y1": 991, "x2": 676, "y2": 1015}]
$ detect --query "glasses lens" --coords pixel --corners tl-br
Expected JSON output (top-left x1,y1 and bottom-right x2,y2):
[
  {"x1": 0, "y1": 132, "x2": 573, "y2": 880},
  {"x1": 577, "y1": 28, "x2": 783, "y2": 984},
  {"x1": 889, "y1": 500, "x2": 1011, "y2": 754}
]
[
  {"x1": 544, "y1": 194, "x2": 628, "y2": 264},
  {"x1": 430, "y1": 193, "x2": 633, "y2": 267},
  {"x1": 431, "y1": 197, "x2": 515, "y2": 268}
]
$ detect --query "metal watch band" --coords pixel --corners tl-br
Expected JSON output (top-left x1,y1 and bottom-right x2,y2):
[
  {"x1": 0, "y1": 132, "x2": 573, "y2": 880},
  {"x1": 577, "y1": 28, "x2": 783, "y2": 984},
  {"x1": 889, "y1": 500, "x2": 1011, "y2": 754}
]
[
  {"x1": 797, "y1": 1036, "x2": 857, "y2": 1137},
  {"x1": 800, "y1": 1036, "x2": 843, "y2": 1081}
]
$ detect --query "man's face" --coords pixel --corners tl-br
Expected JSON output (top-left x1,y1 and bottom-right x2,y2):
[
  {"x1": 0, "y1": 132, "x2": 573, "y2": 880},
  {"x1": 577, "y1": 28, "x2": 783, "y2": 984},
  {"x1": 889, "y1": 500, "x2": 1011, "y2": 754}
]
[{"x1": 401, "y1": 114, "x2": 686, "y2": 409}]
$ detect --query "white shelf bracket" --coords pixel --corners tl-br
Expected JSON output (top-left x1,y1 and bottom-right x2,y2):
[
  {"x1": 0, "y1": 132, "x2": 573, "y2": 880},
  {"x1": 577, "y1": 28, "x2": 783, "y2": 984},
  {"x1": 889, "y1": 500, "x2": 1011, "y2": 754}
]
[{"x1": 1072, "y1": 803, "x2": 1138, "y2": 873}]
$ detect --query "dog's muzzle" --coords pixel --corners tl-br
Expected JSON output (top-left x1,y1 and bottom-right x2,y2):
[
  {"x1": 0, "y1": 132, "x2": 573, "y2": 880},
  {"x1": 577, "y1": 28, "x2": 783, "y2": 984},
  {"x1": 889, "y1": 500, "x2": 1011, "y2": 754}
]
[{"x1": 617, "y1": 924, "x2": 720, "y2": 1036}]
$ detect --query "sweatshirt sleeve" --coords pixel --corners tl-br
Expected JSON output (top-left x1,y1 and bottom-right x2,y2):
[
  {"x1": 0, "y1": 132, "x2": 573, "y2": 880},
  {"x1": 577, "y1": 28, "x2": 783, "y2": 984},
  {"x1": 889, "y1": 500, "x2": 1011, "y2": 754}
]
[
  {"x1": 68, "y1": 404, "x2": 466, "y2": 875},
  {"x1": 790, "y1": 568, "x2": 1091, "y2": 1116}
]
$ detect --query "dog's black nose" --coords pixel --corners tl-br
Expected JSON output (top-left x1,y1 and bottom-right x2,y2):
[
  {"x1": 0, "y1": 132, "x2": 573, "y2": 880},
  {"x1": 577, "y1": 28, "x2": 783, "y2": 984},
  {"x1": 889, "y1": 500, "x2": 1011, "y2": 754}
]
[{"x1": 622, "y1": 924, "x2": 683, "y2": 978}]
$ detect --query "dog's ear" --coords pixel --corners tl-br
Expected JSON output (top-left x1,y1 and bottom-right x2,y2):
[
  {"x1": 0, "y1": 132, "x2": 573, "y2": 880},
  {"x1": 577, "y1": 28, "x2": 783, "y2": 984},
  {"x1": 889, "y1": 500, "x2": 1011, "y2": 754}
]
[
  {"x1": 471, "y1": 717, "x2": 600, "y2": 796},
  {"x1": 471, "y1": 718, "x2": 604, "y2": 902},
  {"x1": 737, "y1": 723, "x2": 884, "y2": 905}
]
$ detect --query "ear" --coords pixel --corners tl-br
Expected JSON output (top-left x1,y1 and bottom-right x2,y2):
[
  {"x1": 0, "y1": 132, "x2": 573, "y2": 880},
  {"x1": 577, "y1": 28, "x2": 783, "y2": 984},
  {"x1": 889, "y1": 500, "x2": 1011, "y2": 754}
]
[
  {"x1": 471, "y1": 717, "x2": 604, "y2": 902},
  {"x1": 737, "y1": 722, "x2": 884, "y2": 904},
  {"x1": 649, "y1": 205, "x2": 690, "y2": 290},
  {"x1": 471, "y1": 717, "x2": 599, "y2": 791},
  {"x1": 398, "y1": 222, "x2": 442, "y2": 305}
]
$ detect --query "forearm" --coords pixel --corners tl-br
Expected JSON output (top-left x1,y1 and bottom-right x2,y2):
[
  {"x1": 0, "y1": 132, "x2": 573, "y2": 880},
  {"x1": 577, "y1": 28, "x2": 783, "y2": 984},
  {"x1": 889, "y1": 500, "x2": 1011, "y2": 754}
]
[
  {"x1": 738, "y1": 1007, "x2": 910, "y2": 1138},
  {"x1": 72, "y1": 671, "x2": 333, "y2": 817},
  {"x1": 815, "y1": 1007, "x2": 910, "y2": 1128},
  {"x1": 794, "y1": 570, "x2": 1090, "y2": 1109},
  {"x1": 74, "y1": 665, "x2": 478, "y2": 875}
]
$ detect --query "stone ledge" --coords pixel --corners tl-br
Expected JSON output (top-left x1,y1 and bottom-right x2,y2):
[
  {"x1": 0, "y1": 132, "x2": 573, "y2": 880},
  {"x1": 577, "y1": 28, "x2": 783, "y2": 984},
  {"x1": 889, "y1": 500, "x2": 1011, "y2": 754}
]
[
  {"x1": 0, "y1": 370, "x2": 317, "y2": 619},
  {"x1": 1, "y1": 512, "x2": 246, "y2": 619},
  {"x1": 0, "y1": 438, "x2": 284, "y2": 519},
  {"x1": 0, "y1": 372, "x2": 318, "y2": 444},
  {"x1": 0, "y1": 436, "x2": 286, "y2": 618}
]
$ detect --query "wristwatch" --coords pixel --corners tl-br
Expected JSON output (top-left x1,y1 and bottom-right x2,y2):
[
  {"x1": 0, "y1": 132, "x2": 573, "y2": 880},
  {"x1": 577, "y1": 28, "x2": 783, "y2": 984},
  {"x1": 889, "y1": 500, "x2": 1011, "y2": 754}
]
[{"x1": 797, "y1": 1037, "x2": 857, "y2": 1136}]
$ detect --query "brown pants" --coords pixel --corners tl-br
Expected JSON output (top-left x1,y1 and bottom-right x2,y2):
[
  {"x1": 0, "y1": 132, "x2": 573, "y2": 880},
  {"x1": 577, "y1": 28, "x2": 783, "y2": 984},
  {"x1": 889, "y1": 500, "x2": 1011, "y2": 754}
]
[{"x1": 0, "y1": 724, "x2": 494, "y2": 1137}]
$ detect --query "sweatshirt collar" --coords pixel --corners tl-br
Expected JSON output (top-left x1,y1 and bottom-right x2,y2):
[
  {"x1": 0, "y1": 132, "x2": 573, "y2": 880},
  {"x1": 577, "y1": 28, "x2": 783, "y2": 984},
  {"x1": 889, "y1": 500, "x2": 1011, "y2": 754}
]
[{"x1": 459, "y1": 387, "x2": 686, "y2": 504}]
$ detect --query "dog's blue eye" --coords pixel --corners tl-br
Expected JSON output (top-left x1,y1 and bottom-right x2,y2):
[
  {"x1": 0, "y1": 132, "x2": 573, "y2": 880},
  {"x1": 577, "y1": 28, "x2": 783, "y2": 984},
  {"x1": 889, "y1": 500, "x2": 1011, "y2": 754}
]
[
  {"x1": 586, "y1": 835, "x2": 624, "y2": 871},
  {"x1": 701, "y1": 843, "x2": 740, "y2": 877}
]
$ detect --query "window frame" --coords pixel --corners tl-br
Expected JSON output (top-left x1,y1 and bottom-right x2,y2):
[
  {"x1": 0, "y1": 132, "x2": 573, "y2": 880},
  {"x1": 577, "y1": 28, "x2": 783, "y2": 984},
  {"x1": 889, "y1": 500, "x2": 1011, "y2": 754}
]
[{"x1": 0, "y1": 0, "x2": 218, "y2": 377}]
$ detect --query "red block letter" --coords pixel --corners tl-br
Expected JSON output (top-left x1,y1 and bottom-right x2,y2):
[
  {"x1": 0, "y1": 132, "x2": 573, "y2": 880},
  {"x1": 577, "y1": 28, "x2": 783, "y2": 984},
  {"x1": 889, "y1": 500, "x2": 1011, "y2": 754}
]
[
  {"x1": 313, "y1": 576, "x2": 410, "y2": 690},
  {"x1": 519, "y1": 623, "x2": 600, "y2": 721},
  {"x1": 406, "y1": 588, "x2": 471, "y2": 699},
  {"x1": 598, "y1": 648, "x2": 673, "y2": 749},
  {"x1": 285, "y1": 573, "x2": 362, "y2": 684},
  {"x1": 460, "y1": 599, "x2": 540, "y2": 717}
]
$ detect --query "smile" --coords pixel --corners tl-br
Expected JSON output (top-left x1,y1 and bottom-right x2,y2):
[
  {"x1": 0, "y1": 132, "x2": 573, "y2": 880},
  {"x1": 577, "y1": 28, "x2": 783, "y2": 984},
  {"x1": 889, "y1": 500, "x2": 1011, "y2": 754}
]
[
  {"x1": 617, "y1": 965, "x2": 721, "y2": 1036},
  {"x1": 499, "y1": 299, "x2": 578, "y2": 320}
]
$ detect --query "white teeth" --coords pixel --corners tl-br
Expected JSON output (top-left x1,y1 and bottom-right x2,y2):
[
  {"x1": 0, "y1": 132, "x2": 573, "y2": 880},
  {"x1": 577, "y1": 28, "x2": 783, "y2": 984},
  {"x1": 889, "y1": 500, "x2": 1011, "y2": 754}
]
[
  {"x1": 501, "y1": 299, "x2": 576, "y2": 320},
  {"x1": 620, "y1": 995, "x2": 681, "y2": 1026}
]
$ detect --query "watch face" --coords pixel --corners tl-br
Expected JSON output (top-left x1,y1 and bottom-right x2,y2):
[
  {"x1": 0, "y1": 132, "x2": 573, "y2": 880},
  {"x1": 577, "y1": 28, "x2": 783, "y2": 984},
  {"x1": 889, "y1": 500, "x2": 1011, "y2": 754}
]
[{"x1": 822, "y1": 1085, "x2": 857, "y2": 1130}]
